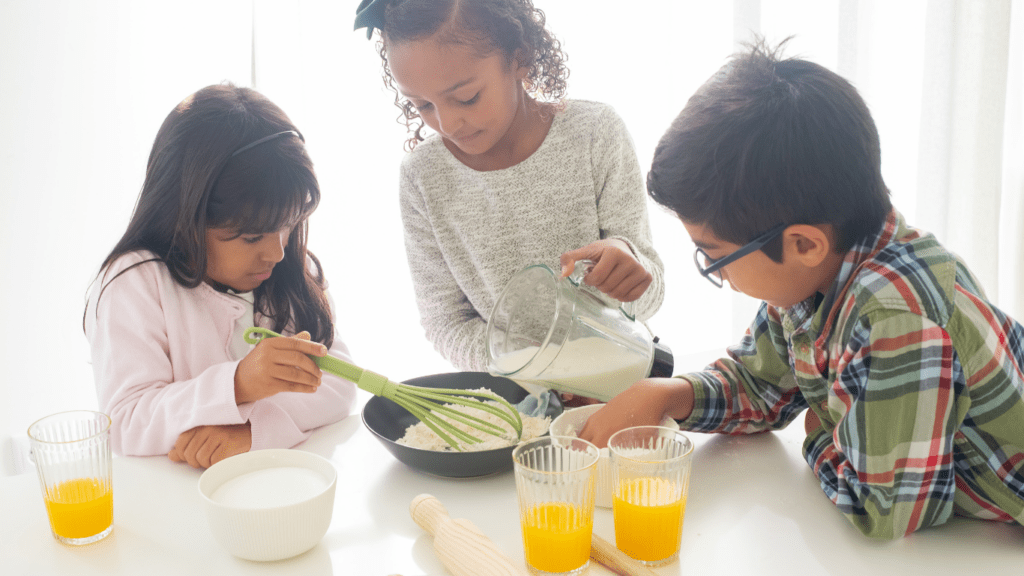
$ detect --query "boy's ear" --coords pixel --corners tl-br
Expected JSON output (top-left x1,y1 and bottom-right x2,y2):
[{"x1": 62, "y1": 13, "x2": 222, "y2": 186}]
[{"x1": 782, "y1": 224, "x2": 834, "y2": 267}]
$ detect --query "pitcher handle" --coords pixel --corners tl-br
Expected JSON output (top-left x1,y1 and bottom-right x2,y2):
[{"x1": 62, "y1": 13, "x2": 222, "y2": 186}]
[{"x1": 566, "y1": 259, "x2": 637, "y2": 321}]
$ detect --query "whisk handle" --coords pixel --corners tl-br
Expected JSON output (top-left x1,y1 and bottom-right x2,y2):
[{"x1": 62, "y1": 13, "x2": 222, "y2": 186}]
[
  {"x1": 315, "y1": 354, "x2": 366, "y2": 384},
  {"x1": 313, "y1": 352, "x2": 397, "y2": 398},
  {"x1": 242, "y1": 327, "x2": 392, "y2": 396}
]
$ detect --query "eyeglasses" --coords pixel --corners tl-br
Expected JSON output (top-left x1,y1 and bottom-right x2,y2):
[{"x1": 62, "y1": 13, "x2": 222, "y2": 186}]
[{"x1": 694, "y1": 224, "x2": 787, "y2": 288}]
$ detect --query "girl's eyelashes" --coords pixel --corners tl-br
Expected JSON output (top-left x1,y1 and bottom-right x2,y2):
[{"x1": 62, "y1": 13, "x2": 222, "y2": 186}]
[
  {"x1": 242, "y1": 235, "x2": 264, "y2": 244},
  {"x1": 458, "y1": 92, "x2": 480, "y2": 106},
  {"x1": 408, "y1": 91, "x2": 480, "y2": 111}
]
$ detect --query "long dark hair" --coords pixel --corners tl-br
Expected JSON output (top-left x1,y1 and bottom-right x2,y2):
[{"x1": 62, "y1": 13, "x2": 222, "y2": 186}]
[
  {"x1": 88, "y1": 83, "x2": 334, "y2": 346},
  {"x1": 376, "y1": 0, "x2": 568, "y2": 150}
]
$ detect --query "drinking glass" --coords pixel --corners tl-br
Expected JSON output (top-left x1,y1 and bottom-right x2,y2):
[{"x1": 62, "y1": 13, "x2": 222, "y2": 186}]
[
  {"x1": 27, "y1": 410, "x2": 114, "y2": 545},
  {"x1": 608, "y1": 426, "x2": 693, "y2": 567},
  {"x1": 512, "y1": 436, "x2": 599, "y2": 576}
]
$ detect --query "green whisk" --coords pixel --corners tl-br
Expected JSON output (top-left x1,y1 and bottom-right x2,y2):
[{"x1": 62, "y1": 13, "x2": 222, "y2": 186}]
[{"x1": 243, "y1": 327, "x2": 523, "y2": 450}]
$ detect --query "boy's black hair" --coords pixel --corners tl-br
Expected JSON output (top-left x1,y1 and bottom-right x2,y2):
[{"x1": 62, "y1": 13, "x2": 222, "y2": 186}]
[{"x1": 647, "y1": 38, "x2": 891, "y2": 261}]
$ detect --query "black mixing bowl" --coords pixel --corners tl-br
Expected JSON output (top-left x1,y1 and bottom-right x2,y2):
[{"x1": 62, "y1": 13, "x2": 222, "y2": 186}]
[{"x1": 361, "y1": 372, "x2": 562, "y2": 478}]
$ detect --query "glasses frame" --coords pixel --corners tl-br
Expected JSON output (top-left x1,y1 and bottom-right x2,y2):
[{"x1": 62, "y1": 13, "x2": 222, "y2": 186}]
[{"x1": 694, "y1": 223, "x2": 788, "y2": 288}]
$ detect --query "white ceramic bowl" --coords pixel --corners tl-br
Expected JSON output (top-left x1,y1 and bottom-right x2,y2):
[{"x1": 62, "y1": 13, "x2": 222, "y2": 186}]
[
  {"x1": 550, "y1": 404, "x2": 679, "y2": 508},
  {"x1": 198, "y1": 449, "x2": 337, "y2": 561}
]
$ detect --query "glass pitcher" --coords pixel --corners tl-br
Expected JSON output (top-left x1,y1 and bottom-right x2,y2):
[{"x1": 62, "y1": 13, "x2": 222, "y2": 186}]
[{"x1": 486, "y1": 260, "x2": 672, "y2": 402}]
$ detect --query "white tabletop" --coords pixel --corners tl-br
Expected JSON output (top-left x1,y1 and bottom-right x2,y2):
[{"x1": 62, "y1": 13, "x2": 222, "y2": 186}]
[{"x1": 2, "y1": 391, "x2": 1023, "y2": 575}]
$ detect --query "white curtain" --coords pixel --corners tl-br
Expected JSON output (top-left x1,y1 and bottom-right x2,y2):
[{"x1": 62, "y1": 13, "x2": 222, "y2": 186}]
[
  {"x1": 0, "y1": 0, "x2": 254, "y2": 475},
  {"x1": 921, "y1": 0, "x2": 1023, "y2": 318},
  {"x1": 1, "y1": 0, "x2": 1020, "y2": 475}
]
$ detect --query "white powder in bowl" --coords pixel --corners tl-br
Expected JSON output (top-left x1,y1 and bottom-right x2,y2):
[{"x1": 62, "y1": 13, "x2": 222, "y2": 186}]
[
  {"x1": 211, "y1": 466, "x2": 329, "y2": 508},
  {"x1": 395, "y1": 388, "x2": 550, "y2": 452}
]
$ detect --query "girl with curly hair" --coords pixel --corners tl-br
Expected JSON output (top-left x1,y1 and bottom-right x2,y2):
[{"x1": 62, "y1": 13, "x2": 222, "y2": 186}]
[{"x1": 355, "y1": 0, "x2": 665, "y2": 374}]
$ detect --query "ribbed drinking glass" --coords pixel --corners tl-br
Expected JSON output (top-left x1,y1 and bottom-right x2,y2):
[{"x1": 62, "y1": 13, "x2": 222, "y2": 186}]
[
  {"x1": 608, "y1": 426, "x2": 693, "y2": 567},
  {"x1": 27, "y1": 410, "x2": 114, "y2": 545},
  {"x1": 512, "y1": 435, "x2": 599, "y2": 576}
]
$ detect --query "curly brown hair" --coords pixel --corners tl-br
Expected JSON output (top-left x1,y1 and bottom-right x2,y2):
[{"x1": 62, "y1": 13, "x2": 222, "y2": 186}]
[{"x1": 374, "y1": 0, "x2": 569, "y2": 151}]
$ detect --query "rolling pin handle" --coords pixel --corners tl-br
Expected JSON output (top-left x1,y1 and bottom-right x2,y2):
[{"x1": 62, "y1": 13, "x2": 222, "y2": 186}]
[
  {"x1": 410, "y1": 493, "x2": 447, "y2": 536},
  {"x1": 410, "y1": 493, "x2": 528, "y2": 576},
  {"x1": 591, "y1": 533, "x2": 662, "y2": 576}
]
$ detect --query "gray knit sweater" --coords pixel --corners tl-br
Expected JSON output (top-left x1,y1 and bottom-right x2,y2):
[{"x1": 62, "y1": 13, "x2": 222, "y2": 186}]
[{"x1": 399, "y1": 99, "x2": 665, "y2": 371}]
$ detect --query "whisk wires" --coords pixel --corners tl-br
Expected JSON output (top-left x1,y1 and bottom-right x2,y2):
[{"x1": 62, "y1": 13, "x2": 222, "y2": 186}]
[{"x1": 243, "y1": 327, "x2": 524, "y2": 450}]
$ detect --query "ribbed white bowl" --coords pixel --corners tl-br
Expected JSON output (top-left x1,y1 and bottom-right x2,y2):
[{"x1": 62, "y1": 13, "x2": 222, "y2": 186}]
[
  {"x1": 198, "y1": 449, "x2": 337, "y2": 561},
  {"x1": 550, "y1": 404, "x2": 679, "y2": 508}
]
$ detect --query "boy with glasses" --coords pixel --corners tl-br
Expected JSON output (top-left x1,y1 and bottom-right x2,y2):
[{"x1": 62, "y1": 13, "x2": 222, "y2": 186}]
[{"x1": 580, "y1": 39, "x2": 1024, "y2": 539}]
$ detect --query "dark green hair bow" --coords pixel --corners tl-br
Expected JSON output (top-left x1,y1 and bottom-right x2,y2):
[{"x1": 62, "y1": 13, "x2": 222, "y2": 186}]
[{"x1": 354, "y1": 0, "x2": 391, "y2": 39}]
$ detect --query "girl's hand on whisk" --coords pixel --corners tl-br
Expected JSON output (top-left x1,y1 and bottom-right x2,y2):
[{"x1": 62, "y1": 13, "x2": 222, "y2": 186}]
[
  {"x1": 169, "y1": 423, "x2": 252, "y2": 469},
  {"x1": 234, "y1": 330, "x2": 327, "y2": 404},
  {"x1": 560, "y1": 239, "x2": 652, "y2": 302}
]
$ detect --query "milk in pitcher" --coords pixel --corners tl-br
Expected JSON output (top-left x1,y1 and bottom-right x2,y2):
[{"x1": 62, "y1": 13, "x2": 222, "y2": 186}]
[{"x1": 494, "y1": 336, "x2": 650, "y2": 400}]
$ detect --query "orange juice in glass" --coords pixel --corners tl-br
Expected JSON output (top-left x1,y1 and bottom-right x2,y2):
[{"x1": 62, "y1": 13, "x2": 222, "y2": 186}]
[
  {"x1": 613, "y1": 477, "x2": 686, "y2": 562},
  {"x1": 513, "y1": 436, "x2": 599, "y2": 576},
  {"x1": 521, "y1": 502, "x2": 592, "y2": 572},
  {"x1": 609, "y1": 427, "x2": 693, "y2": 567},
  {"x1": 28, "y1": 410, "x2": 114, "y2": 545}
]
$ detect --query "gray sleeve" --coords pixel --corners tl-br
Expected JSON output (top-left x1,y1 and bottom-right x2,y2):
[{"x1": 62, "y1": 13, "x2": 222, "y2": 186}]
[
  {"x1": 399, "y1": 164, "x2": 490, "y2": 372},
  {"x1": 591, "y1": 107, "x2": 665, "y2": 321}
]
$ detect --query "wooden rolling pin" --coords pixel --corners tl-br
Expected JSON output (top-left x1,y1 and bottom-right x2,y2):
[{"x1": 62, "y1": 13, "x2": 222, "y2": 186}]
[
  {"x1": 410, "y1": 494, "x2": 528, "y2": 576},
  {"x1": 591, "y1": 533, "x2": 661, "y2": 576}
]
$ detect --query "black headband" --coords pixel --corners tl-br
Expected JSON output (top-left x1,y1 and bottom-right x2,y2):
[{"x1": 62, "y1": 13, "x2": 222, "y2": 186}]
[{"x1": 231, "y1": 130, "x2": 302, "y2": 157}]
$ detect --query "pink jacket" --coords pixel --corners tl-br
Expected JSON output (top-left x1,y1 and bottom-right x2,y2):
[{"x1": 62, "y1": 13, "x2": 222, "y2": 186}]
[{"x1": 84, "y1": 251, "x2": 357, "y2": 456}]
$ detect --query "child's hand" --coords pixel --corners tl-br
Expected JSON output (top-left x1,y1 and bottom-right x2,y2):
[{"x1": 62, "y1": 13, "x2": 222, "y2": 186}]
[
  {"x1": 560, "y1": 239, "x2": 652, "y2": 303},
  {"x1": 168, "y1": 423, "x2": 252, "y2": 469},
  {"x1": 560, "y1": 392, "x2": 602, "y2": 408},
  {"x1": 578, "y1": 378, "x2": 691, "y2": 448},
  {"x1": 234, "y1": 330, "x2": 327, "y2": 404}
]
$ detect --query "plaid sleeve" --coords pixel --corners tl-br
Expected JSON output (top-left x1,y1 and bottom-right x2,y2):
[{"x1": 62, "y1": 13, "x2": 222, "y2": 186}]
[
  {"x1": 803, "y1": 309, "x2": 963, "y2": 539},
  {"x1": 679, "y1": 303, "x2": 806, "y2": 434}
]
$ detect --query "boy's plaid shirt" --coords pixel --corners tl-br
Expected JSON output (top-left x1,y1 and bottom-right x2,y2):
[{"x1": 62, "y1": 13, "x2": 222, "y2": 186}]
[{"x1": 678, "y1": 209, "x2": 1024, "y2": 539}]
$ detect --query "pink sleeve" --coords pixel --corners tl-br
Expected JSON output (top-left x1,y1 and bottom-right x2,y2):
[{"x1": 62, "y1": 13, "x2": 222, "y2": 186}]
[{"x1": 87, "y1": 260, "x2": 251, "y2": 457}]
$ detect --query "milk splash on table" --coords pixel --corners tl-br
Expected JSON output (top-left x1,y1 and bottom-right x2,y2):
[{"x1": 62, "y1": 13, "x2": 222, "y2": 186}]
[{"x1": 492, "y1": 336, "x2": 650, "y2": 401}]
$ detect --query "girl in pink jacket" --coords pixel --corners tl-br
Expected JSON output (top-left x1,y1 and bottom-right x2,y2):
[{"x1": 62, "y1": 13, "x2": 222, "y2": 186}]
[{"x1": 84, "y1": 84, "x2": 356, "y2": 469}]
